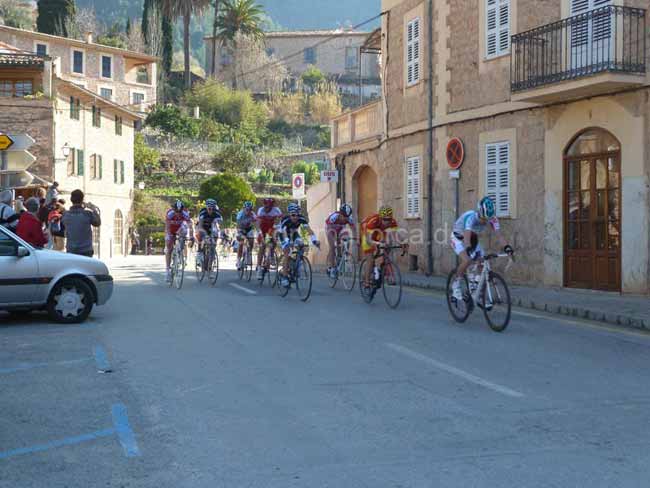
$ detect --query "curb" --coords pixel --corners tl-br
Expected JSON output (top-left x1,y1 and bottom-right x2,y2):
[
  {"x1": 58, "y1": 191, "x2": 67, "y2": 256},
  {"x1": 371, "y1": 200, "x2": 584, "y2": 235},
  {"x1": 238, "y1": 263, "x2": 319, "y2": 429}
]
[{"x1": 316, "y1": 268, "x2": 649, "y2": 332}]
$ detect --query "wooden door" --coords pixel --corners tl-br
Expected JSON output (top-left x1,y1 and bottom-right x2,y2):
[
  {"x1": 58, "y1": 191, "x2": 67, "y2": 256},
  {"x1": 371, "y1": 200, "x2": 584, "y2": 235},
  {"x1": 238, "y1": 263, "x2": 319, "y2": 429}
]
[
  {"x1": 357, "y1": 166, "x2": 378, "y2": 222},
  {"x1": 564, "y1": 133, "x2": 621, "y2": 291}
]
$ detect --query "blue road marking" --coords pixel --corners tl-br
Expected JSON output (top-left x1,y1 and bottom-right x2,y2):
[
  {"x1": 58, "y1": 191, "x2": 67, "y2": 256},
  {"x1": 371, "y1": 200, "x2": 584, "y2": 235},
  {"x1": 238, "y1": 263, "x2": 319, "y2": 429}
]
[
  {"x1": 0, "y1": 429, "x2": 115, "y2": 460},
  {"x1": 0, "y1": 357, "x2": 92, "y2": 374},
  {"x1": 93, "y1": 345, "x2": 111, "y2": 371},
  {"x1": 111, "y1": 403, "x2": 141, "y2": 457}
]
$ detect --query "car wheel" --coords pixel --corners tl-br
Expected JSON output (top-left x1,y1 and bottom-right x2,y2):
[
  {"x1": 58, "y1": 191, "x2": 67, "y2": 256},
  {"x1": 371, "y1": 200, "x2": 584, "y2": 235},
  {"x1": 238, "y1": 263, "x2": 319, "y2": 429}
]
[{"x1": 46, "y1": 278, "x2": 94, "y2": 324}]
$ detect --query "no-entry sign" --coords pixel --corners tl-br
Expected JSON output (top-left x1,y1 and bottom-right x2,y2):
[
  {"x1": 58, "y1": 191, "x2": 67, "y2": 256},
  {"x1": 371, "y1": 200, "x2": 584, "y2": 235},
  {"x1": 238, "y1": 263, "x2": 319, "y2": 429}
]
[{"x1": 446, "y1": 137, "x2": 465, "y2": 170}]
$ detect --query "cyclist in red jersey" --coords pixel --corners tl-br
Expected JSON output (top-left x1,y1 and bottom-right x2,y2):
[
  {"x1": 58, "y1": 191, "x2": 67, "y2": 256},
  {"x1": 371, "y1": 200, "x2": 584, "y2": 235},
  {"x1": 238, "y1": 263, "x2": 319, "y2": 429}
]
[
  {"x1": 325, "y1": 203, "x2": 356, "y2": 279},
  {"x1": 256, "y1": 198, "x2": 283, "y2": 280},
  {"x1": 164, "y1": 200, "x2": 193, "y2": 283}
]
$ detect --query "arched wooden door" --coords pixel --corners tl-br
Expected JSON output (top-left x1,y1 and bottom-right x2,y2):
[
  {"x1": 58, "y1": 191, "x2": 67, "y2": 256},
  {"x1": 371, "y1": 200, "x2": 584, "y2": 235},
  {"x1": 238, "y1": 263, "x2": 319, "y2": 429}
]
[
  {"x1": 355, "y1": 166, "x2": 378, "y2": 222},
  {"x1": 113, "y1": 210, "x2": 124, "y2": 257},
  {"x1": 564, "y1": 128, "x2": 621, "y2": 291}
]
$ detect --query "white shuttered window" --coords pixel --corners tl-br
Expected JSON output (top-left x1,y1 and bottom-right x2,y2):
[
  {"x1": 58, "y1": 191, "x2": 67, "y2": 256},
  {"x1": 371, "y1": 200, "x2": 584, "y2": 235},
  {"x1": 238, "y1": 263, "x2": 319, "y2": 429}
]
[
  {"x1": 406, "y1": 18, "x2": 421, "y2": 86},
  {"x1": 406, "y1": 156, "x2": 421, "y2": 218},
  {"x1": 486, "y1": 0, "x2": 510, "y2": 58},
  {"x1": 485, "y1": 142, "x2": 510, "y2": 217}
]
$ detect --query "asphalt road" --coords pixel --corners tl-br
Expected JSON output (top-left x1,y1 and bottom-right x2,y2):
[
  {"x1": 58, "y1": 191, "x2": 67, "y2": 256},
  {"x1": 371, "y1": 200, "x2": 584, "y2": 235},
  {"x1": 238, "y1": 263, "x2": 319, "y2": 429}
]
[{"x1": 2, "y1": 255, "x2": 650, "y2": 488}]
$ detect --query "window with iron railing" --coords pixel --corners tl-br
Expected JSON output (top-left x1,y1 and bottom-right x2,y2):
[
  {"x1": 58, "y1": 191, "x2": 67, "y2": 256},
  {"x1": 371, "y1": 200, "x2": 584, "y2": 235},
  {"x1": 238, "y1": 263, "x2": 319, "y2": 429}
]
[
  {"x1": 0, "y1": 80, "x2": 33, "y2": 97},
  {"x1": 136, "y1": 66, "x2": 150, "y2": 84}
]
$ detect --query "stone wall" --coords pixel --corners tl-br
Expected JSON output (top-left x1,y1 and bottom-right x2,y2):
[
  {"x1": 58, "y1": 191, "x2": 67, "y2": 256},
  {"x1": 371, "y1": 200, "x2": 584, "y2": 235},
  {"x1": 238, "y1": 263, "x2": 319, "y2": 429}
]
[{"x1": 0, "y1": 98, "x2": 54, "y2": 180}]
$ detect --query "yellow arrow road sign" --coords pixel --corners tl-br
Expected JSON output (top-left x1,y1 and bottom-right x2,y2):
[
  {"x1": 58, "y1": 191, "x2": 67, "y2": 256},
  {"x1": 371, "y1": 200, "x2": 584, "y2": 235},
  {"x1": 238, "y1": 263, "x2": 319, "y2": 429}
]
[{"x1": 0, "y1": 134, "x2": 14, "y2": 151}]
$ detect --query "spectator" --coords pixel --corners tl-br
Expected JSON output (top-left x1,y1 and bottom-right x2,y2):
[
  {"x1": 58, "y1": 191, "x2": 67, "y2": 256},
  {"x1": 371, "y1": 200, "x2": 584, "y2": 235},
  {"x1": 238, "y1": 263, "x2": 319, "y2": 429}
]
[
  {"x1": 16, "y1": 197, "x2": 48, "y2": 248},
  {"x1": 45, "y1": 182, "x2": 59, "y2": 206},
  {"x1": 0, "y1": 189, "x2": 19, "y2": 232},
  {"x1": 130, "y1": 227, "x2": 140, "y2": 254},
  {"x1": 15, "y1": 196, "x2": 25, "y2": 214},
  {"x1": 48, "y1": 202, "x2": 66, "y2": 251},
  {"x1": 61, "y1": 189, "x2": 101, "y2": 257}
]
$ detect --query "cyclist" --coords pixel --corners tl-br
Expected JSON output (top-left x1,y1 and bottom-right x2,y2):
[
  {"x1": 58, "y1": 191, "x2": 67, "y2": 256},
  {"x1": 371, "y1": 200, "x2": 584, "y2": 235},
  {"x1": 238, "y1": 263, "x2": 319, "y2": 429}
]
[
  {"x1": 360, "y1": 205, "x2": 406, "y2": 289},
  {"x1": 278, "y1": 202, "x2": 319, "y2": 288},
  {"x1": 450, "y1": 196, "x2": 513, "y2": 300},
  {"x1": 165, "y1": 200, "x2": 193, "y2": 283},
  {"x1": 235, "y1": 201, "x2": 258, "y2": 271},
  {"x1": 195, "y1": 199, "x2": 223, "y2": 265},
  {"x1": 325, "y1": 203, "x2": 356, "y2": 279},
  {"x1": 256, "y1": 197, "x2": 283, "y2": 280}
]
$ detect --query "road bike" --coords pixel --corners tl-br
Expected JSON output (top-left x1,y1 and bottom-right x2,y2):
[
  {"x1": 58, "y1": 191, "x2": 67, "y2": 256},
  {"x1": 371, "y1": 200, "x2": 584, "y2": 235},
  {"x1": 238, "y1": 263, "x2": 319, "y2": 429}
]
[
  {"x1": 446, "y1": 253, "x2": 513, "y2": 332},
  {"x1": 169, "y1": 235, "x2": 186, "y2": 290},
  {"x1": 359, "y1": 244, "x2": 406, "y2": 309},
  {"x1": 276, "y1": 242, "x2": 315, "y2": 302},
  {"x1": 328, "y1": 236, "x2": 357, "y2": 292},
  {"x1": 219, "y1": 236, "x2": 231, "y2": 259},
  {"x1": 238, "y1": 235, "x2": 254, "y2": 282},
  {"x1": 258, "y1": 234, "x2": 279, "y2": 288},
  {"x1": 195, "y1": 232, "x2": 219, "y2": 286}
]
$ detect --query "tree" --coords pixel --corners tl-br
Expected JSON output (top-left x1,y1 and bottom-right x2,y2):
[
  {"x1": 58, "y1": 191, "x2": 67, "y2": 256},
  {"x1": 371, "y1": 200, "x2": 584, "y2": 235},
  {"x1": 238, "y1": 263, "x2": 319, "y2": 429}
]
[
  {"x1": 291, "y1": 161, "x2": 320, "y2": 185},
  {"x1": 134, "y1": 134, "x2": 161, "y2": 176},
  {"x1": 211, "y1": 145, "x2": 255, "y2": 174},
  {"x1": 301, "y1": 65, "x2": 326, "y2": 90},
  {"x1": 215, "y1": 0, "x2": 264, "y2": 89},
  {"x1": 125, "y1": 17, "x2": 131, "y2": 36},
  {"x1": 210, "y1": 0, "x2": 221, "y2": 77},
  {"x1": 162, "y1": 0, "x2": 211, "y2": 90},
  {"x1": 145, "y1": 105, "x2": 201, "y2": 138},
  {"x1": 37, "y1": 0, "x2": 75, "y2": 36},
  {"x1": 141, "y1": 0, "x2": 154, "y2": 45},
  {"x1": 199, "y1": 173, "x2": 255, "y2": 220},
  {"x1": 0, "y1": 0, "x2": 33, "y2": 29}
]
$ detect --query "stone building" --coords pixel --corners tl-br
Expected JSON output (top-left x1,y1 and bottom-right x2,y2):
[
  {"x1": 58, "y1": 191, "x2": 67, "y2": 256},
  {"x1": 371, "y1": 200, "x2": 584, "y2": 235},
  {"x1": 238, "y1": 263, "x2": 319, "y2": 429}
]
[
  {"x1": 205, "y1": 30, "x2": 381, "y2": 100},
  {"x1": 330, "y1": 0, "x2": 650, "y2": 294},
  {"x1": 0, "y1": 41, "x2": 143, "y2": 258},
  {"x1": 0, "y1": 25, "x2": 157, "y2": 112}
]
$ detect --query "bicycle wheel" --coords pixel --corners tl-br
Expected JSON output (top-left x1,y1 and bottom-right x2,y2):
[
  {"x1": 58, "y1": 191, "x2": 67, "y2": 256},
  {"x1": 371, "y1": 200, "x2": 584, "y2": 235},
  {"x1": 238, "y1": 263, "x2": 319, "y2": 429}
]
[
  {"x1": 238, "y1": 247, "x2": 247, "y2": 280},
  {"x1": 446, "y1": 269, "x2": 472, "y2": 323},
  {"x1": 208, "y1": 247, "x2": 219, "y2": 285},
  {"x1": 481, "y1": 271, "x2": 512, "y2": 332},
  {"x1": 341, "y1": 253, "x2": 357, "y2": 292},
  {"x1": 276, "y1": 264, "x2": 290, "y2": 297},
  {"x1": 382, "y1": 262, "x2": 402, "y2": 309},
  {"x1": 358, "y1": 257, "x2": 376, "y2": 304},
  {"x1": 244, "y1": 247, "x2": 253, "y2": 282},
  {"x1": 195, "y1": 249, "x2": 206, "y2": 283},
  {"x1": 295, "y1": 256, "x2": 313, "y2": 302},
  {"x1": 328, "y1": 251, "x2": 340, "y2": 288},
  {"x1": 173, "y1": 249, "x2": 184, "y2": 290}
]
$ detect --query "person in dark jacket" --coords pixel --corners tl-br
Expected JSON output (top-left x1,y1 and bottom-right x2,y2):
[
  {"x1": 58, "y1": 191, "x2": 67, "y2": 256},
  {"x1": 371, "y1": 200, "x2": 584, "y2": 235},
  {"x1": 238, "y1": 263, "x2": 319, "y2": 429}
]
[
  {"x1": 16, "y1": 197, "x2": 48, "y2": 248},
  {"x1": 0, "y1": 189, "x2": 19, "y2": 231},
  {"x1": 61, "y1": 189, "x2": 101, "y2": 257}
]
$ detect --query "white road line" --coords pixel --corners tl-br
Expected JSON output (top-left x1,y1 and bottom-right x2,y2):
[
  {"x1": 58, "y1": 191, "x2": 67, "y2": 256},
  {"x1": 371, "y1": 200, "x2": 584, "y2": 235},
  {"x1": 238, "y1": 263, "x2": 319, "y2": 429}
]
[
  {"x1": 386, "y1": 343, "x2": 525, "y2": 398},
  {"x1": 229, "y1": 283, "x2": 258, "y2": 295}
]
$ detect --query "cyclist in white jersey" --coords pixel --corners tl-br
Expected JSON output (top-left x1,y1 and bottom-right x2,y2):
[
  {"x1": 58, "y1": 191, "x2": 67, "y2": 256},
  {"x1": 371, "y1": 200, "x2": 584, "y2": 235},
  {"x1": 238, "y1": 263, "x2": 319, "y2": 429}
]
[{"x1": 450, "y1": 197, "x2": 513, "y2": 300}]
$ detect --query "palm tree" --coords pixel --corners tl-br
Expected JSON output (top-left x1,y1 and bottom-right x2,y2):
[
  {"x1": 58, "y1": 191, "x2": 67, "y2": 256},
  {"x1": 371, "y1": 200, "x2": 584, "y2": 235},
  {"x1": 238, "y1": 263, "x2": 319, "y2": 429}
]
[
  {"x1": 210, "y1": 0, "x2": 221, "y2": 77},
  {"x1": 162, "y1": 0, "x2": 211, "y2": 89},
  {"x1": 215, "y1": 0, "x2": 264, "y2": 89}
]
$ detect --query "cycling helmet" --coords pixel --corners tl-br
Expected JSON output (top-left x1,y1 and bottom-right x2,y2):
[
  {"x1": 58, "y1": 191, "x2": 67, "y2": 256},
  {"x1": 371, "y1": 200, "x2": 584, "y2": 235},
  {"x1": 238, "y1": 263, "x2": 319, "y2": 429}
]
[
  {"x1": 205, "y1": 198, "x2": 218, "y2": 210},
  {"x1": 287, "y1": 202, "x2": 301, "y2": 214},
  {"x1": 340, "y1": 203, "x2": 353, "y2": 217},
  {"x1": 477, "y1": 196, "x2": 496, "y2": 219},
  {"x1": 378, "y1": 206, "x2": 394, "y2": 219},
  {"x1": 243, "y1": 201, "x2": 254, "y2": 210},
  {"x1": 263, "y1": 197, "x2": 275, "y2": 207},
  {"x1": 174, "y1": 199, "x2": 184, "y2": 211}
]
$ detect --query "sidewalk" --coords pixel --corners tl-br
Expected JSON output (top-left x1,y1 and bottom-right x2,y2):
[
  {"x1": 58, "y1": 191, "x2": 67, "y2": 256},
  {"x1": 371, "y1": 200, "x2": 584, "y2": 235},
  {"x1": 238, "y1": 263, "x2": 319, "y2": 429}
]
[{"x1": 399, "y1": 272, "x2": 650, "y2": 331}]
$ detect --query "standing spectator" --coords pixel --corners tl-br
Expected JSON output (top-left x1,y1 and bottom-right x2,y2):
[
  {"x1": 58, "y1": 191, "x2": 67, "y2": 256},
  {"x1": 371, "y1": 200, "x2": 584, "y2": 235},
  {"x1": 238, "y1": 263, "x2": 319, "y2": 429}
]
[
  {"x1": 146, "y1": 236, "x2": 153, "y2": 255},
  {"x1": 16, "y1": 197, "x2": 48, "y2": 248},
  {"x1": 47, "y1": 202, "x2": 66, "y2": 251},
  {"x1": 45, "y1": 182, "x2": 59, "y2": 206},
  {"x1": 0, "y1": 189, "x2": 19, "y2": 232},
  {"x1": 130, "y1": 227, "x2": 140, "y2": 254},
  {"x1": 61, "y1": 189, "x2": 101, "y2": 257},
  {"x1": 15, "y1": 196, "x2": 25, "y2": 215}
]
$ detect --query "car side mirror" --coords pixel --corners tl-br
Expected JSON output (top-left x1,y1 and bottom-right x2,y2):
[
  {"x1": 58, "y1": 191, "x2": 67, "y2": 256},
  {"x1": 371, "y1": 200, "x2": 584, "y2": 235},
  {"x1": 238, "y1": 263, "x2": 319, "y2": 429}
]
[{"x1": 17, "y1": 246, "x2": 30, "y2": 258}]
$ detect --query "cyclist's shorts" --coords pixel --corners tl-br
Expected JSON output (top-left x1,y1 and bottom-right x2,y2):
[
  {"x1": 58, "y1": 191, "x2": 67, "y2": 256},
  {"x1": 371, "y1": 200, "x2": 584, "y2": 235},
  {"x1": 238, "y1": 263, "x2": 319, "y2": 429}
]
[
  {"x1": 237, "y1": 227, "x2": 255, "y2": 239},
  {"x1": 450, "y1": 233, "x2": 482, "y2": 260},
  {"x1": 360, "y1": 231, "x2": 377, "y2": 255}
]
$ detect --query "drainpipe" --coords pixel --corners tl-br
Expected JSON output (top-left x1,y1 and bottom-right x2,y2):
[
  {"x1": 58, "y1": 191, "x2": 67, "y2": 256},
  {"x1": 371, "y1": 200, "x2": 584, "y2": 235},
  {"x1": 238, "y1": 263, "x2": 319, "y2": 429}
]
[{"x1": 426, "y1": 0, "x2": 434, "y2": 276}]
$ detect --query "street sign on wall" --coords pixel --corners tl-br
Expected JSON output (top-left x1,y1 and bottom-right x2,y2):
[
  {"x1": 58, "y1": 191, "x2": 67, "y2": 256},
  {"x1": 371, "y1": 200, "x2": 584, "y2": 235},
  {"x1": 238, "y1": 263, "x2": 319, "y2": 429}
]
[
  {"x1": 320, "y1": 170, "x2": 339, "y2": 183},
  {"x1": 0, "y1": 133, "x2": 14, "y2": 151},
  {"x1": 292, "y1": 173, "x2": 305, "y2": 199},
  {"x1": 0, "y1": 171, "x2": 34, "y2": 188},
  {"x1": 446, "y1": 137, "x2": 465, "y2": 170},
  {"x1": 3, "y1": 150, "x2": 36, "y2": 171},
  {"x1": 0, "y1": 133, "x2": 36, "y2": 188},
  {"x1": 2, "y1": 134, "x2": 34, "y2": 152}
]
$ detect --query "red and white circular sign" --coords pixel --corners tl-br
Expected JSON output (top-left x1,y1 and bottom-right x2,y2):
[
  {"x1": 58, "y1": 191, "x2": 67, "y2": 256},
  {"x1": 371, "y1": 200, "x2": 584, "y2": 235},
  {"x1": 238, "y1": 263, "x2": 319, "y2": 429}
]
[
  {"x1": 293, "y1": 175, "x2": 303, "y2": 189},
  {"x1": 446, "y1": 137, "x2": 465, "y2": 170}
]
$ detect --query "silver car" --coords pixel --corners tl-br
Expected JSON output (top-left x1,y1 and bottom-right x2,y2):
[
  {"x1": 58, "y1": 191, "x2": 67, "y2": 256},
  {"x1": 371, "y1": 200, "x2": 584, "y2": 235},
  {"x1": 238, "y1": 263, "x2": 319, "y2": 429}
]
[{"x1": 0, "y1": 225, "x2": 113, "y2": 323}]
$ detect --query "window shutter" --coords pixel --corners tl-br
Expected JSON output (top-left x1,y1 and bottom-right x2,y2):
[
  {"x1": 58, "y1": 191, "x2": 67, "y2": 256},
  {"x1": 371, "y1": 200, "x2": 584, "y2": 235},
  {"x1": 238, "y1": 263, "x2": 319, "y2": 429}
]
[
  {"x1": 406, "y1": 156, "x2": 421, "y2": 218},
  {"x1": 69, "y1": 96, "x2": 74, "y2": 118},
  {"x1": 486, "y1": 0, "x2": 510, "y2": 58},
  {"x1": 120, "y1": 161, "x2": 125, "y2": 184},
  {"x1": 77, "y1": 149, "x2": 84, "y2": 176},
  {"x1": 114, "y1": 159, "x2": 118, "y2": 183},
  {"x1": 98, "y1": 155, "x2": 103, "y2": 179},
  {"x1": 67, "y1": 148, "x2": 74, "y2": 176},
  {"x1": 406, "y1": 18, "x2": 421, "y2": 86},
  {"x1": 485, "y1": 142, "x2": 510, "y2": 217},
  {"x1": 90, "y1": 154, "x2": 96, "y2": 178}
]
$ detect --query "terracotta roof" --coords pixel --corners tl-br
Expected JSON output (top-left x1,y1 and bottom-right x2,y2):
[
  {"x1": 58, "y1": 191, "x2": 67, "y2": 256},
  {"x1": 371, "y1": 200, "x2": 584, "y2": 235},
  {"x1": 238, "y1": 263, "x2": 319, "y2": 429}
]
[
  {"x1": 0, "y1": 25, "x2": 158, "y2": 63},
  {"x1": 0, "y1": 50, "x2": 45, "y2": 68}
]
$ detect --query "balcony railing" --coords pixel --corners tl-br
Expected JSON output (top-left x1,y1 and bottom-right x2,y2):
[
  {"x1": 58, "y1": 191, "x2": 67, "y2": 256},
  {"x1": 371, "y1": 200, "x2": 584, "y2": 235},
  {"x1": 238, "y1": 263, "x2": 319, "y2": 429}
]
[
  {"x1": 332, "y1": 99, "x2": 383, "y2": 148},
  {"x1": 511, "y1": 6, "x2": 646, "y2": 93}
]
